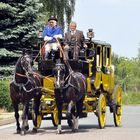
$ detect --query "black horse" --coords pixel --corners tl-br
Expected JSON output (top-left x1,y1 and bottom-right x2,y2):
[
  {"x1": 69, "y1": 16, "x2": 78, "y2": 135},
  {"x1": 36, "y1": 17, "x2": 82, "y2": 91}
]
[
  {"x1": 54, "y1": 60, "x2": 86, "y2": 133},
  {"x1": 10, "y1": 54, "x2": 42, "y2": 135}
]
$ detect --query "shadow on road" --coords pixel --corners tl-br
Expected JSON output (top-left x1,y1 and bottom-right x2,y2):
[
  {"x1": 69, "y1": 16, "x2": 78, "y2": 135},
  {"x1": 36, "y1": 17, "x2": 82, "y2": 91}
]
[{"x1": 12, "y1": 124, "x2": 115, "y2": 135}]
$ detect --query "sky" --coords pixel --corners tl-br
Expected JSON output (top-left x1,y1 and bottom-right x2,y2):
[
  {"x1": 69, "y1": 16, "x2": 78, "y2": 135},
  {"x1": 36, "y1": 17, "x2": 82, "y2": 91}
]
[{"x1": 72, "y1": 0, "x2": 140, "y2": 58}]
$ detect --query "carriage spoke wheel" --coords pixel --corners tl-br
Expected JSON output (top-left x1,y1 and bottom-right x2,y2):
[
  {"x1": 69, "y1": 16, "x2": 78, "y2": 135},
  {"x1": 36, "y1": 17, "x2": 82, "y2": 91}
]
[
  {"x1": 97, "y1": 94, "x2": 106, "y2": 129},
  {"x1": 32, "y1": 102, "x2": 42, "y2": 129},
  {"x1": 52, "y1": 107, "x2": 59, "y2": 126},
  {"x1": 36, "y1": 113, "x2": 42, "y2": 128},
  {"x1": 113, "y1": 85, "x2": 122, "y2": 127}
]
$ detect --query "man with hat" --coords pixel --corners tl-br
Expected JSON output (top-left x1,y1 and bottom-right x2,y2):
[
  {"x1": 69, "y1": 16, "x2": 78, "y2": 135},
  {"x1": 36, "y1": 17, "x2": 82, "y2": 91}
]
[{"x1": 43, "y1": 16, "x2": 64, "y2": 59}]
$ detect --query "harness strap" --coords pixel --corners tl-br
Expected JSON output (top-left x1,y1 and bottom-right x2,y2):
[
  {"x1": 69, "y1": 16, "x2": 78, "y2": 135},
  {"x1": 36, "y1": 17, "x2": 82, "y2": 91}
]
[
  {"x1": 64, "y1": 75, "x2": 80, "y2": 93},
  {"x1": 16, "y1": 72, "x2": 27, "y2": 77}
]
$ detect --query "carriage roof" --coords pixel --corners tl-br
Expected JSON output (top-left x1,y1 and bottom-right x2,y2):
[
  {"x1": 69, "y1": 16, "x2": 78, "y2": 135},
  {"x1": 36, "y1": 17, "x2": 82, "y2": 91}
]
[
  {"x1": 93, "y1": 40, "x2": 111, "y2": 47},
  {"x1": 85, "y1": 39, "x2": 111, "y2": 47}
]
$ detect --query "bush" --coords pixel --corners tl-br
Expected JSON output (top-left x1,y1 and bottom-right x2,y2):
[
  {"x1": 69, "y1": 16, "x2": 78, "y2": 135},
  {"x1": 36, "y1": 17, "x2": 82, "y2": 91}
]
[
  {"x1": 0, "y1": 80, "x2": 13, "y2": 111},
  {"x1": 123, "y1": 92, "x2": 140, "y2": 105}
]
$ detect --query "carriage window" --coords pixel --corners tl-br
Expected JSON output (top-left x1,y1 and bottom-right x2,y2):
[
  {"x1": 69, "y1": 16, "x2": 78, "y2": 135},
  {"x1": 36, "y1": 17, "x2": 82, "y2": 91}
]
[
  {"x1": 96, "y1": 46, "x2": 101, "y2": 67},
  {"x1": 103, "y1": 47, "x2": 106, "y2": 66},
  {"x1": 102, "y1": 46, "x2": 111, "y2": 67},
  {"x1": 106, "y1": 47, "x2": 111, "y2": 66}
]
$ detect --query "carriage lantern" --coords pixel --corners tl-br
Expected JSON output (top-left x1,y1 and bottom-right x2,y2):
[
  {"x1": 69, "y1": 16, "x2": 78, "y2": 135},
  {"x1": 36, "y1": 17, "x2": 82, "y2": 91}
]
[{"x1": 87, "y1": 29, "x2": 94, "y2": 39}]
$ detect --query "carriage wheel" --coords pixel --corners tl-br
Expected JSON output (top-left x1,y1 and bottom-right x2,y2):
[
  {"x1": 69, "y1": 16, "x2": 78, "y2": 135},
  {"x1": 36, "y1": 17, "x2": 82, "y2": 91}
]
[
  {"x1": 32, "y1": 102, "x2": 42, "y2": 129},
  {"x1": 36, "y1": 113, "x2": 42, "y2": 128},
  {"x1": 113, "y1": 85, "x2": 122, "y2": 127},
  {"x1": 51, "y1": 107, "x2": 59, "y2": 126},
  {"x1": 97, "y1": 94, "x2": 106, "y2": 129}
]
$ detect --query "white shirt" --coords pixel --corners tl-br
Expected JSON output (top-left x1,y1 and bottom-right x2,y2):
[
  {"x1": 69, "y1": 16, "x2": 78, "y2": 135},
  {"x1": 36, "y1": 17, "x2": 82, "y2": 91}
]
[{"x1": 71, "y1": 30, "x2": 76, "y2": 35}]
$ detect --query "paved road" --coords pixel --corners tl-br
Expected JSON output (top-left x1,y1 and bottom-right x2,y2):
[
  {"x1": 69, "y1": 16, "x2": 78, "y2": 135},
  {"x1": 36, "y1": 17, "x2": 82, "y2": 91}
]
[{"x1": 0, "y1": 105, "x2": 140, "y2": 140}]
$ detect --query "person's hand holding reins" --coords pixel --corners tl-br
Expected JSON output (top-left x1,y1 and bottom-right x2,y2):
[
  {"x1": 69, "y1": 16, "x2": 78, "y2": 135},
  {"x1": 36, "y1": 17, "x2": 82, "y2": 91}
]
[
  {"x1": 53, "y1": 34, "x2": 63, "y2": 39},
  {"x1": 44, "y1": 36, "x2": 52, "y2": 41}
]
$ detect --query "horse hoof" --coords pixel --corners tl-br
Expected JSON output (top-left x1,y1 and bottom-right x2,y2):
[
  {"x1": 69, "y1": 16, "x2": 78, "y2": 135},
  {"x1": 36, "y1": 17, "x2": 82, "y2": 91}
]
[
  {"x1": 72, "y1": 129, "x2": 75, "y2": 132},
  {"x1": 16, "y1": 129, "x2": 21, "y2": 134},
  {"x1": 57, "y1": 125, "x2": 62, "y2": 134},
  {"x1": 20, "y1": 130, "x2": 26, "y2": 135},
  {"x1": 72, "y1": 129, "x2": 78, "y2": 133},
  {"x1": 57, "y1": 129, "x2": 62, "y2": 134},
  {"x1": 25, "y1": 125, "x2": 29, "y2": 131},
  {"x1": 32, "y1": 128, "x2": 37, "y2": 133}
]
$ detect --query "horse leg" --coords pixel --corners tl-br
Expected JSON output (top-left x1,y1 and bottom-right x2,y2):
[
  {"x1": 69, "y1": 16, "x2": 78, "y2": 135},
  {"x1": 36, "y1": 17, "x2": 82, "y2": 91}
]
[
  {"x1": 76, "y1": 94, "x2": 85, "y2": 118},
  {"x1": 73, "y1": 96, "x2": 85, "y2": 131},
  {"x1": 66, "y1": 100, "x2": 74, "y2": 119},
  {"x1": 67, "y1": 103, "x2": 79, "y2": 132},
  {"x1": 32, "y1": 96, "x2": 41, "y2": 133},
  {"x1": 66, "y1": 100, "x2": 79, "y2": 132},
  {"x1": 55, "y1": 89, "x2": 62, "y2": 134},
  {"x1": 72, "y1": 103, "x2": 80, "y2": 131},
  {"x1": 21, "y1": 103, "x2": 28, "y2": 135},
  {"x1": 57, "y1": 102, "x2": 62, "y2": 134},
  {"x1": 24, "y1": 102, "x2": 29, "y2": 131},
  {"x1": 72, "y1": 115, "x2": 79, "y2": 132},
  {"x1": 66, "y1": 100, "x2": 73, "y2": 129},
  {"x1": 13, "y1": 102, "x2": 21, "y2": 133}
]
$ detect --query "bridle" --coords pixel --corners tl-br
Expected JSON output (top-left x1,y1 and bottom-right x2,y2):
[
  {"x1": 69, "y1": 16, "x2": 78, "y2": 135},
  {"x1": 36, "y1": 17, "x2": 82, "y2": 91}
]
[
  {"x1": 54, "y1": 63, "x2": 80, "y2": 93},
  {"x1": 54, "y1": 63, "x2": 65, "y2": 89},
  {"x1": 13, "y1": 55, "x2": 35, "y2": 91}
]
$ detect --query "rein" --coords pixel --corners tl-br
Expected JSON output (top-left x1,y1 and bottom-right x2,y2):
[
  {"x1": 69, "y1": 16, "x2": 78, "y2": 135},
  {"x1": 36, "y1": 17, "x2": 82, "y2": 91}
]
[
  {"x1": 32, "y1": 41, "x2": 48, "y2": 63},
  {"x1": 56, "y1": 39, "x2": 73, "y2": 73},
  {"x1": 63, "y1": 72, "x2": 80, "y2": 93},
  {"x1": 14, "y1": 73, "x2": 42, "y2": 93},
  {"x1": 16, "y1": 72, "x2": 27, "y2": 77}
]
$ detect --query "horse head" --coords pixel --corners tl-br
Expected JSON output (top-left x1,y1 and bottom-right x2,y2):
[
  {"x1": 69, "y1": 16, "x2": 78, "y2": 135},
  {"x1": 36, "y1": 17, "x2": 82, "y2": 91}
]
[
  {"x1": 54, "y1": 62, "x2": 65, "y2": 89},
  {"x1": 20, "y1": 55, "x2": 33, "y2": 74},
  {"x1": 14, "y1": 54, "x2": 33, "y2": 84}
]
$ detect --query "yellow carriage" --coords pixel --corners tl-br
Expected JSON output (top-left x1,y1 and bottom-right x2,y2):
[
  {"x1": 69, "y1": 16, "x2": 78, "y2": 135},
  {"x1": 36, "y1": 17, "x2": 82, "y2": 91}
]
[{"x1": 32, "y1": 29, "x2": 122, "y2": 129}]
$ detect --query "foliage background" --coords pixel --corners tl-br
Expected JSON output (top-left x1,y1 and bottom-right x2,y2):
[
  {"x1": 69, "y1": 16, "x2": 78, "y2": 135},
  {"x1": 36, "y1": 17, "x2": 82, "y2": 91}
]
[
  {"x1": 0, "y1": 80, "x2": 12, "y2": 111},
  {"x1": 112, "y1": 49, "x2": 140, "y2": 92}
]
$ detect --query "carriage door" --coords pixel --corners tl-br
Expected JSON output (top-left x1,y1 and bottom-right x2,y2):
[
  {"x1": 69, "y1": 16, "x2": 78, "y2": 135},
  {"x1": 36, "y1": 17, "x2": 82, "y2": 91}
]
[
  {"x1": 102, "y1": 46, "x2": 111, "y2": 92},
  {"x1": 94, "y1": 45, "x2": 102, "y2": 89}
]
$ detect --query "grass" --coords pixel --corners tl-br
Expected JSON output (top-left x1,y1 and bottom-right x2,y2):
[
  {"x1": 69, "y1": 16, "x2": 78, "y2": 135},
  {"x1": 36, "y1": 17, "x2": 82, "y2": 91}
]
[
  {"x1": 0, "y1": 80, "x2": 12, "y2": 111},
  {"x1": 123, "y1": 92, "x2": 140, "y2": 105}
]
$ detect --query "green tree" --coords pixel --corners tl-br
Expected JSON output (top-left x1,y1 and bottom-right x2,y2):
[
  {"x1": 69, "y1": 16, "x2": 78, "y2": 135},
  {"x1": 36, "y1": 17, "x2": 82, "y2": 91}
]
[
  {"x1": 112, "y1": 52, "x2": 140, "y2": 92},
  {"x1": 0, "y1": 0, "x2": 42, "y2": 76},
  {"x1": 40, "y1": 0, "x2": 76, "y2": 29},
  {"x1": 0, "y1": 0, "x2": 42, "y2": 50}
]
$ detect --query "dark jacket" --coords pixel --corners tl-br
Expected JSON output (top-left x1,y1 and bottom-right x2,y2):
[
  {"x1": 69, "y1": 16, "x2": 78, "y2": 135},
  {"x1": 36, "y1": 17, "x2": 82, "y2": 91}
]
[{"x1": 64, "y1": 30, "x2": 85, "y2": 48}]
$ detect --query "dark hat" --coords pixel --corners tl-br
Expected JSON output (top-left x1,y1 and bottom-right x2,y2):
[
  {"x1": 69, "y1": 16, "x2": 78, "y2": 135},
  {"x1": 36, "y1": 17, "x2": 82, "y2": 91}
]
[{"x1": 48, "y1": 16, "x2": 58, "y2": 22}]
